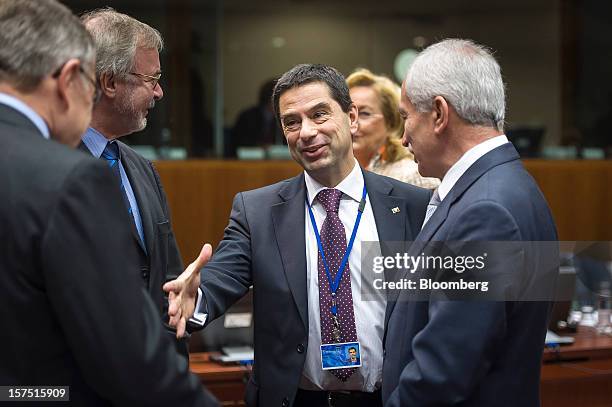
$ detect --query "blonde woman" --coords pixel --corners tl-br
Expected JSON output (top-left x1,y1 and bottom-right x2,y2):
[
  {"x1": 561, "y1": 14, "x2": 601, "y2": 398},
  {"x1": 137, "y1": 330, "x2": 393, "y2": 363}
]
[{"x1": 347, "y1": 68, "x2": 439, "y2": 189}]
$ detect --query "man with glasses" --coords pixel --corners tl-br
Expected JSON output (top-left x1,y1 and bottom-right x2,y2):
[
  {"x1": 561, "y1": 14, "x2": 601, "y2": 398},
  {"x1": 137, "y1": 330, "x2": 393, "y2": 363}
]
[
  {"x1": 79, "y1": 8, "x2": 194, "y2": 357},
  {"x1": 0, "y1": 1, "x2": 217, "y2": 405}
]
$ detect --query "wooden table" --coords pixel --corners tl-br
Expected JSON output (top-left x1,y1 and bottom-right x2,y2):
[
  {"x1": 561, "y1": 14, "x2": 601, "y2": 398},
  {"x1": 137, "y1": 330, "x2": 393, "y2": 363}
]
[
  {"x1": 190, "y1": 352, "x2": 251, "y2": 406},
  {"x1": 191, "y1": 328, "x2": 612, "y2": 406},
  {"x1": 155, "y1": 159, "x2": 612, "y2": 266},
  {"x1": 541, "y1": 327, "x2": 612, "y2": 407}
]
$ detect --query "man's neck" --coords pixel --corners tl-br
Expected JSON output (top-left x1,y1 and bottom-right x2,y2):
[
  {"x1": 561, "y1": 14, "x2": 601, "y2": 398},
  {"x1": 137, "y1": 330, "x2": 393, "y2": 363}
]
[
  {"x1": 308, "y1": 158, "x2": 355, "y2": 188},
  {"x1": 89, "y1": 115, "x2": 121, "y2": 140},
  {"x1": 438, "y1": 126, "x2": 503, "y2": 179}
]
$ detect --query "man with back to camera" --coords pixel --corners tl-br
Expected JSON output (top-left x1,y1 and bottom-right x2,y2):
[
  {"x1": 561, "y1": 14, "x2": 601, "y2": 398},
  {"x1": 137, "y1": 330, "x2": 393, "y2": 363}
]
[
  {"x1": 80, "y1": 8, "x2": 195, "y2": 356},
  {"x1": 163, "y1": 64, "x2": 431, "y2": 406},
  {"x1": 0, "y1": 0, "x2": 218, "y2": 405},
  {"x1": 382, "y1": 38, "x2": 558, "y2": 406}
]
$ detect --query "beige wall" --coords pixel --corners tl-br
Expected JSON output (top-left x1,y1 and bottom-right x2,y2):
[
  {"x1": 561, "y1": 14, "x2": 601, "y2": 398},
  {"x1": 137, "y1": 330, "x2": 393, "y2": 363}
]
[{"x1": 222, "y1": 1, "x2": 562, "y2": 145}]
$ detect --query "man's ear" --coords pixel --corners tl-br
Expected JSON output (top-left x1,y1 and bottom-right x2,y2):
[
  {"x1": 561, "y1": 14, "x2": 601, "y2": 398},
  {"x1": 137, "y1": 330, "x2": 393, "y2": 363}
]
[
  {"x1": 99, "y1": 71, "x2": 117, "y2": 98},
  {"x1": 432, "y1": 96, "x2": 449, "y2": 134},
  {"x1": 54, "y1": 58, "x2": 81, "y2": 108},
  {"x1": 348, "y1": 103, "x2": 359, "y2": 136}
]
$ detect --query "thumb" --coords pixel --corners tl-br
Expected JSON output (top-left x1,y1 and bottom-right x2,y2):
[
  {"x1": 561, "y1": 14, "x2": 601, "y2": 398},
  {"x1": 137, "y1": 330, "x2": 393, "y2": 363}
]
[
  {"x1": 163, "y1": 279, "x2": 181, "y2": 293},
  {"x1": 191, "y1": 243, "x2": 212, "y2": 271}
]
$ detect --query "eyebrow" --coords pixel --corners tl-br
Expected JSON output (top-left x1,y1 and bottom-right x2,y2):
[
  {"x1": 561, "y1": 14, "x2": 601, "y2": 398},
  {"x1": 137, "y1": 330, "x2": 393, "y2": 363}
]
[
  {"x1": 280, "y1": 101, "x2": 332, "y2": 121},
  {"x1": 308, "y1": 102, "x2": 332, "y2": 113}
]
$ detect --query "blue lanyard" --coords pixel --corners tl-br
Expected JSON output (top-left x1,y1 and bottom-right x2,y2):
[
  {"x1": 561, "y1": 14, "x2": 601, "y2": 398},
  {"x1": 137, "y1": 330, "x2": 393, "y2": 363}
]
[{"x1": 307, "y1": 184, "x2": 367, "y2": 316}]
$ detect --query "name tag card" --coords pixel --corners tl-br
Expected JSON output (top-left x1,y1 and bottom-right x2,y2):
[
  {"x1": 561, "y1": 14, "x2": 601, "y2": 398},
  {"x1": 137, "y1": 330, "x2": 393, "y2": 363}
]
[{"x1": 320, "y1": 341, "x2": 361, "y2": 370}]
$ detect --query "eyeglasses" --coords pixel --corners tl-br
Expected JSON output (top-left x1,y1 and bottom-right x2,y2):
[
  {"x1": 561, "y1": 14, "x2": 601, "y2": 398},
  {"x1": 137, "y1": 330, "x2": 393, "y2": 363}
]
[
  {"x1": 78, "y1": 66, "x2": 102, "y2": 104},
  {"x1": 129, "y1": 72, "x2": 162, "y2": 89},
  {"x1": 52, "y1": 61, "x2": 101, "y2": 105}
]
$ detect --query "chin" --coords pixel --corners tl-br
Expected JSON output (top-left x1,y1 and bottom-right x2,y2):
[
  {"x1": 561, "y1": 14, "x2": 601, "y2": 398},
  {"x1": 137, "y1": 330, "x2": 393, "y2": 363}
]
[
  {"x1": 134, "y1": 118, "x2": 147, "y2": 132},
  {"x1": 417, "y1": 163, "x2": 434, "y2": 178},
  {"x1": 302, "y1": 156, "x2": 331, "y2": 173}
]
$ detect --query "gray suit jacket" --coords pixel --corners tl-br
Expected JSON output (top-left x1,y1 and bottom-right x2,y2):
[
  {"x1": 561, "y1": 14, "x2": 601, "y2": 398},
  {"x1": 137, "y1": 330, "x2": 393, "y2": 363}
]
[
  {"x1": 198, "y1": 170, "x2": 430, "y2": 407},
  {"x1": 382, "y1": 143, "x2": 558, "y2": 407}
]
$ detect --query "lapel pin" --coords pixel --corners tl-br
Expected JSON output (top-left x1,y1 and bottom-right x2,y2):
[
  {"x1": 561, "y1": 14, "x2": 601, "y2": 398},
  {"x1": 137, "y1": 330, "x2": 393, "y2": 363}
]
[{"x1": 391, "y1": 206, "x2": 400, "y2": 214}]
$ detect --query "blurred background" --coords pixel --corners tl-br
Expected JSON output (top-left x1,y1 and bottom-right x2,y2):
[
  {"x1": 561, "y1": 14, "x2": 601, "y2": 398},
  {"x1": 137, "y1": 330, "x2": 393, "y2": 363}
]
[
  {"x1": 59, "y1": 3, "x2": 612, "y2": 403},
  {"x1": 66, "y1": 0, "x2": 612, "y2": 160}
]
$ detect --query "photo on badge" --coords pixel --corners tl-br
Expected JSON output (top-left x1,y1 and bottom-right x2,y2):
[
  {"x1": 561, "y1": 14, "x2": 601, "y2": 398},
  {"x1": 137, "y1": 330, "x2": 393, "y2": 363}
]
[{"x1": 320, "y1": 341, "x2": 362, "y2": 370}]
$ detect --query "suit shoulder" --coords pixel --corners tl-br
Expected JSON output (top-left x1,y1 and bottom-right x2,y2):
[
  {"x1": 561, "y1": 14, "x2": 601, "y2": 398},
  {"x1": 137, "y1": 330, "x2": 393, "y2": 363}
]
[
  {"x1": 240, "y1": 174, "x2": 302, "y2": 198},
  {"x1": 6, "y1": 130, "x2": 105, "y2": 187}
]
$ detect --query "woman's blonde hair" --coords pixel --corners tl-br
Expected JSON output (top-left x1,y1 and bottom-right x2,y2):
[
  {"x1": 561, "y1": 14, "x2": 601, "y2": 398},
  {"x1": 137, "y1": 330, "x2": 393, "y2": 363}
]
[{"x1": 346, "y1": 68, "x2": 410, "y2": 163}]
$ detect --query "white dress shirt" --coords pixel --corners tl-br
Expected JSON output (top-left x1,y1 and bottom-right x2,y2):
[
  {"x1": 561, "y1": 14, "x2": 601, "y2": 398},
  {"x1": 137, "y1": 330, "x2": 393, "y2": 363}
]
[
  {"x1": 421, "y1": 135, "x2": 509, "y2": 228},
  {"x1": 437, "y1": 135, "x2": 510, "y2": 202},
  {"x1": 300, "y1": 160, "x2": 386, "y2": 392}
]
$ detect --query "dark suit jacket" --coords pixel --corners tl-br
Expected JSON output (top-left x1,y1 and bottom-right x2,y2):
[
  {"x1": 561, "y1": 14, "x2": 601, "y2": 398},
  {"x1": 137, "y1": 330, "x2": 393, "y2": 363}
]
[
  {"x1": 79, "y1": 139, "x2": 186, "y2": 353},
  {"x1": 0, "y1": 104, "x2": 217, "y2": 406},
  {"x1": 382, "y1": 143, "x2": 558, "y2": 407},
  {"x1": 197, "y1": 171, "x2": 430, "y2": 407}
]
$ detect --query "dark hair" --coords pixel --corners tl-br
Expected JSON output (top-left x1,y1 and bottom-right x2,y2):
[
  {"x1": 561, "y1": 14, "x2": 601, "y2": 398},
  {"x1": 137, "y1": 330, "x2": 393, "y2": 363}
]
[
  {"x1": 348, "y1": 347, "x2": 357, "y2": 352},
  {"x1": 272, "y1": 64, "x2": 352, "y2": 124}
]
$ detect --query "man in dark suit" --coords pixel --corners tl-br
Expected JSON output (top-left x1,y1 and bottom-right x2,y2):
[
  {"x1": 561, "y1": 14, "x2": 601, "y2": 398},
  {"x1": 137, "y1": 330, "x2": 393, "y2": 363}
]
[
  {"x1": 382, "y1": 38, "x2": 558, "y2": 406},
  {"x1": 79, "y1": 8, "x2": 191, "y2": 355},
  {"x1": 164, "y1": 64, "x2": 430, "y2": 407},
  {"x1": 0, "y1": 1, "x2": 217, "y2": 405}
]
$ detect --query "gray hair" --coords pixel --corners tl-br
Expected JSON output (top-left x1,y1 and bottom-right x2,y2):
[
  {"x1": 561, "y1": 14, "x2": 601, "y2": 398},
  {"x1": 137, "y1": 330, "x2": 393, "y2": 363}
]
[
  {"x1": 405, "y1": 38, "x2": 506, "y2": 132},
  {"x1": 0, "y1": 0, "x2": 95, "y2": 91},
  {"x1": 81, "y1": 7, "x2": 163, "y2": 79}
]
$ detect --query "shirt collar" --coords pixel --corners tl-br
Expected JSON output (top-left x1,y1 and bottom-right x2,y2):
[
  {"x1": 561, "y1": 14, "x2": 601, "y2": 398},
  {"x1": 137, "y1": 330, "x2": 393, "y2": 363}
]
[
  {"x1": 82, "y1": 127, "x2": 111, "y2": 158},
  {"x1": 304, "y1": 159, "x2": 363, "y2": 206},
  {"x1": 0, "y1": 92, "x2": 50, "y2": 139},
  {"x1": 438, "y1": 135, "x2": 509, "y2": 201}
]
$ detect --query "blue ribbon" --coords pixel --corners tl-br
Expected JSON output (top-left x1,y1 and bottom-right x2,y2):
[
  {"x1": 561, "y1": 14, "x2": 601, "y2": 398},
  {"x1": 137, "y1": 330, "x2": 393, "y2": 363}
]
[{"x1": 307, "y1": 184, "x2": 367, "y2": 316}]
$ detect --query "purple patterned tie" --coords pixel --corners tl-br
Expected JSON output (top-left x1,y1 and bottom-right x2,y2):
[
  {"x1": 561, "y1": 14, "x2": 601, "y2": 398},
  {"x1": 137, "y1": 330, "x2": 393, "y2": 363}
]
[{"x1": 317, "y1": 188, "x2": 358, "y2": 381}]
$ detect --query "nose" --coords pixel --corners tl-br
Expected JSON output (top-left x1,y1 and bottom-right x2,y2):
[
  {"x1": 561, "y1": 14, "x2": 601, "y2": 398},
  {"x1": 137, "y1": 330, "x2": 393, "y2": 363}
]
[
  {"x1": 299, "y1": 118, "x2": 317, "y2": 140},
  {"x1": 153, "y1": 82, "x2": 164, "y2": 100}
]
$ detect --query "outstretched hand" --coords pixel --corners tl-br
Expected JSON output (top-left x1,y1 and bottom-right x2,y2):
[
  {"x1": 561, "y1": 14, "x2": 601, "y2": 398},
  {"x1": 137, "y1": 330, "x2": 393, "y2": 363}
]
[{"x1": 163, "y1": 243, "x2": 212, "y2": 338}]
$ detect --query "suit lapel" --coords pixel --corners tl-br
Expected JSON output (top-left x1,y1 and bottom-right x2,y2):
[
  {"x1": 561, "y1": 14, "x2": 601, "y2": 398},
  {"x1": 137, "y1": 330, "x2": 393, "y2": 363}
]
[
  {"x1": 363, "y1": 171, "x2": 416, "y2": 332},
  {"x1": 77, "y1": 141, "x2": 90, "y2": 154},
  {"x1": 79, "y1": 140, "x2": 146, "y2": 253},
  {"x1": 271, "y1": 174, "x2": 308, "y2": 330},
  {"x1": 384, "y1": 143, "x2": 522, "y2": 329},
  {"x1": 364, "y1": 171, "x2": 409, "y2": 246},
  {"x1": 117, "y1": 144, "x2": 150, "y2": 254}
]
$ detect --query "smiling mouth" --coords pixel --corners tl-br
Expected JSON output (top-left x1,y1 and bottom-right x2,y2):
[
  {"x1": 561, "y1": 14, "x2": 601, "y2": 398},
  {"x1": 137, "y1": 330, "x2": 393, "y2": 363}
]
[
  {"x1": 302, "y1": 144, "x2": 326, "y2": 152},
  {"x1": 301, "y1": 144, "x2": 327, "y2": 159}
]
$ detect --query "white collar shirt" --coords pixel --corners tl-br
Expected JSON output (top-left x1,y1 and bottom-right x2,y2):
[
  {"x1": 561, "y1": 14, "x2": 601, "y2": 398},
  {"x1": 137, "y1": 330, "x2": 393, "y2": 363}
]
[{"x1": 300, "y1": 160, "x2": 385, "y2": 392}]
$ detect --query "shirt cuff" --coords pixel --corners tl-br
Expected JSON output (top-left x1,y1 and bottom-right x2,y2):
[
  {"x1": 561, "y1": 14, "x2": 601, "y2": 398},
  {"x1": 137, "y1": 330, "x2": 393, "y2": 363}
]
[{"x1": 189, "y1": 287, "x2": 207, "y2": 327}]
